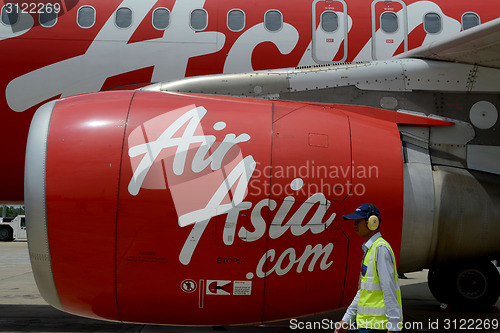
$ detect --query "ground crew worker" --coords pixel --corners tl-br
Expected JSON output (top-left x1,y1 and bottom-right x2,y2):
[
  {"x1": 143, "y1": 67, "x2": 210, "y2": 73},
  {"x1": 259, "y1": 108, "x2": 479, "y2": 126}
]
[{"x1": 334, "y1": 203, "x2": 403, "y2": 333}]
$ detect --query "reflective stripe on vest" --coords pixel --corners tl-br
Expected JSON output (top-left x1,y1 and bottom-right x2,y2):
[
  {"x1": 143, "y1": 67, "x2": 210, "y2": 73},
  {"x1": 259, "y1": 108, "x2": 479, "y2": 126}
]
[
  {"x1": 360, "y1": 281, "x2": 382, "y2": 291},
  {"x1": 356, "y1": 237, "x2": 403, "y2": 329},
  {"x1": 357, "y1": 306, "x2": 386, "y2": 316}
]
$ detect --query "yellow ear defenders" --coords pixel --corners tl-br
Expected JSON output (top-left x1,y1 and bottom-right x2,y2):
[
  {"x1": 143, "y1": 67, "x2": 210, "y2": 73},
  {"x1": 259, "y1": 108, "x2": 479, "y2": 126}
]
[{"x1": 366, "y1": 204, "x2": 380, "y2": 231}]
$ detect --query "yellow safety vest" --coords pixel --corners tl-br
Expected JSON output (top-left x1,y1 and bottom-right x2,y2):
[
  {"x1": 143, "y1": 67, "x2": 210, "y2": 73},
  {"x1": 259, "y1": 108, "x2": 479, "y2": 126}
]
[{"x1": 356, "y1": 237, "x2": 403, "y2": 330}]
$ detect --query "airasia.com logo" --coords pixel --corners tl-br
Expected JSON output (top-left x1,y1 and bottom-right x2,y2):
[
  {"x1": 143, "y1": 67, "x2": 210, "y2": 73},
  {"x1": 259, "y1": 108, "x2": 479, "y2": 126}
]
[{"x1": 127, "y1": 105, "x2": 336, "y2": 278}]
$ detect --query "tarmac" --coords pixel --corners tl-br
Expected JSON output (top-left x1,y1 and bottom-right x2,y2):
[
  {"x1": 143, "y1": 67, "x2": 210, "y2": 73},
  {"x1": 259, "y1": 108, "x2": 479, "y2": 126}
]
[{"x1": 1, "y1": 240, "x2": 500, "y2": 332}]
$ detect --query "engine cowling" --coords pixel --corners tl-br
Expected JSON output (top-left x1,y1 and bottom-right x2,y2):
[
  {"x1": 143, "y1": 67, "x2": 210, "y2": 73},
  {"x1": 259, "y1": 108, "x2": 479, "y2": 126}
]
[{"x1": 25, "y1": 91, "x2": 409, "y2": 324}]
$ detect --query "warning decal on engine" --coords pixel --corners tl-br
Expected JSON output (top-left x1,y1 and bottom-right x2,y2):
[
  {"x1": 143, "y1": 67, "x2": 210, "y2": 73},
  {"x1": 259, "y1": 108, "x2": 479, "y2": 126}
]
[
  {"x1": 205, "y1": 280, "x2": 252, "y2": 295},
  {"x1": 233, "y1": 281, "x2": 252, "y2": 295},
  {"x1": 206, "y1": 280, "x2": 232, "y2": 295}
]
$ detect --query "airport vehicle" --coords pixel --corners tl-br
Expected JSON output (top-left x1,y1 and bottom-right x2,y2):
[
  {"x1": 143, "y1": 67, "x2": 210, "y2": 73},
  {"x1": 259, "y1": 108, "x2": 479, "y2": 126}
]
[
  {"x1": 3, "y1": 0, "x2": 500, "y2": 326},
  {"x1": 0, "y1": 215, "x2": 27, "y2": 241}
]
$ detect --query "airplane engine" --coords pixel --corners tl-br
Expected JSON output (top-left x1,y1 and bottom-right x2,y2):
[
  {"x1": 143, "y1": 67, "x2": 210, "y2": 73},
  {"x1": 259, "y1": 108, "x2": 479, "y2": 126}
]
[
  {"x1": 24, "y1": 91, "x2": 408, "y2": 324},
  {"x1": 24, "y1": 91, "x2": 500, "y2": 324}
]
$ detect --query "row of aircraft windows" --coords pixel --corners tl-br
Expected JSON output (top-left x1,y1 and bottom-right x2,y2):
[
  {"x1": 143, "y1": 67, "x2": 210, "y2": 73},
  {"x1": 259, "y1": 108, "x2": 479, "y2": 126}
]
[
  {"x1": 0, "y1": 5, "x2": 282, "y2": 32},
  {"x1": 1, "y1": 4, "x2": 481, "y2": 34},
  {"x1": 317, "y1": 11, "x2": 480, "y2": 33},
  {"x1": 379, "y1": 11, "x2": 480, "y2": 34}
]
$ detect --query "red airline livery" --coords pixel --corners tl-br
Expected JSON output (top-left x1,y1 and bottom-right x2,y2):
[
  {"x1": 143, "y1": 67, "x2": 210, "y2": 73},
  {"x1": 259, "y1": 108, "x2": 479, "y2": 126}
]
[
  {"x1": 3, "y1": 0, "x2": 500, "y2": 327},
  {"x1": 1, "y1": 0, "x2": 498, "y2": 202}
]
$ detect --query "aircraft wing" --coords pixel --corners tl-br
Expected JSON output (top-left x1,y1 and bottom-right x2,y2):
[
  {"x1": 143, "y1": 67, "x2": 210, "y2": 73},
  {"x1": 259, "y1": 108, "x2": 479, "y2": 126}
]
[{"x1": 396, "y1": 17, "x2": 500, "y2": 69}]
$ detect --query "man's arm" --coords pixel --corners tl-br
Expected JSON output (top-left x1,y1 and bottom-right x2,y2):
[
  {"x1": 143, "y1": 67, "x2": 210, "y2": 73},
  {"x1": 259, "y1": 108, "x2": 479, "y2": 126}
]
[
  {"x1": 334, "y1": 290, "x2": 360, "y2": 333},
  {"x1": 342, "y1": 289, "x2": 360, "y2": 323},
  {"x1": 376, "y1": 245, "x2": 403, "y2": 332}
]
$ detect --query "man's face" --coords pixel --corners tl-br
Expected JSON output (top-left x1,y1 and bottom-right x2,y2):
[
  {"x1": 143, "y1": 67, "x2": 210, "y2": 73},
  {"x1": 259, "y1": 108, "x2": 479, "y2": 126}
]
[{"x1": 353, "y1": 218, "x2": 370, "y2": 238}]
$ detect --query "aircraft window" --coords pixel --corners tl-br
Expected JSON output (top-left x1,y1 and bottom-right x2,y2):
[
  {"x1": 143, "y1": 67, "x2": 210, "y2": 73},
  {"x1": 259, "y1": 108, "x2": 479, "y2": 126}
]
[
  {"x1": 40, "y1": 4, "x2": 58, "y2": 28},
  {"x1": 191, "y1": 9, "x2": 208, "y2": 31},
  {"x1": 321, "y1": 11, "x2": 338, "y2": 32},
  {"x1": 1, "y1": 4, "x2": 19, "y2": 26},
  {"x1": 116, "y1": 7, "x2": 132, "y2": 29},
  {"x1": 265, "y1": 10, "x2": 282, "y2": 32},
  {"x1": 424, "y1": 13, "x2": 441, "y2": 34},
  {"x1": 381, "y1": 12, "x2": 398, "y2": 33},
  {"x1": 227, "y1": 9, "x2": 245, "y2": 32},
  {"x1": 77, "y1": 6, "x2": 95, "y2": 28},
  {"x1": 153, "y1": 8, "x2": 170, "y2": 30},
  {"x1": 462, "y1": 12, "x2": 480, "y2": 30}
]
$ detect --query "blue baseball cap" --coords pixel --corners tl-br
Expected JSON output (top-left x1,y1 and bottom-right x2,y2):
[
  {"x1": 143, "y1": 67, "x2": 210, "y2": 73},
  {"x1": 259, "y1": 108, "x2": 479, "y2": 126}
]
[{"x1": 342, "y1": 203, "x2": 381, "y2": 220}]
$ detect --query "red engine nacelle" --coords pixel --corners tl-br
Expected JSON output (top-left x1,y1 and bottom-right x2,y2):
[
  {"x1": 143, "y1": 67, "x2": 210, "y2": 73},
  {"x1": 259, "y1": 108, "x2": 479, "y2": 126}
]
[{"x1": 25, "y1": 91, "x2": 406, "y2": 325}]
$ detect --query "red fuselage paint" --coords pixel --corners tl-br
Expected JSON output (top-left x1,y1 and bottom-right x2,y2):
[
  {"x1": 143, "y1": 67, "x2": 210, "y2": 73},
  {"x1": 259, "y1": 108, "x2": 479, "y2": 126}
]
[{"x1": 1, "y1": 0, "x2": 498, "y2": 202}]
